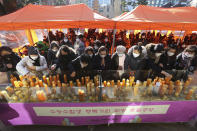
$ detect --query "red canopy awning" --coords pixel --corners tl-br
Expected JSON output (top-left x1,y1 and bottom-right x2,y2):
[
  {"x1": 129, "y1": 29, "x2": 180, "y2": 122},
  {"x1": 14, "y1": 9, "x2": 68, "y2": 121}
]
[
  {"x1": 0, "y1": 4, "x2": 114, "y2": 30},
  {"x1": 113, "y1": 5, "x2": 197, "y2": 31}
]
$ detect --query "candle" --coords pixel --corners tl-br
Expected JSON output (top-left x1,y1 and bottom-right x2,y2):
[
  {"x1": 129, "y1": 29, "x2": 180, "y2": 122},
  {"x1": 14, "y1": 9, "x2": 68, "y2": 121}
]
[
  {"x1": 69, "y1": 81, "x2": 73, "y2": 88},
  {"x1": 111, "y1": 80, "x2": 115, "y2": 87},
  {"x1": 30, "y1": 81, "x2": 35, "y2": 87},
  {"x1": 63, "y1": 74, "x2": 67, "y2": 83},
  {"x1": 43, "y1": 76, "x2": 47, "y2": 84},
  {"x1": 122, "y1": 78, "x2": 126, "y2": 86},
  {"x1": 53, "y1": 76, "x2": 57, "y2": 85},
  {"x1": 57, "y1": 80, "x2": 62, "y2": 87},
  {"x1": 147, "y1": 78, "x2": 152, "y2": 86},
  {"x1": 117, "y1": 80, "x2": 120, "y2": 88},
  {"x1": 49, "y1": 75, "x2": 53, "y2": 83},
  {"x1": 107, "y1": 82, "x2": 110, "y2": 87},
  {"x1": 11, "y1": 78, "x2": 15, "y2": 87},
  {"x1": 36, "y1": 90, "x2": 47, "y2": 102},
  {"x1": 103, "y1": 81, "x2": 107, "y2": 87},
  {"x1": 57, "y1": 74, "x2": 60, "y2": 81},
  {"x1": 19, "y1": 75, "x2": 23, "y2": 81},
  {"x1": 134, "y1": 85, "x2": 139, "y2": 97},
  {"x1": 46, "y1": 77, "x2": 51, "y2": 86},
  {"x1": 185, "y1": 89, "x2": 194, "y2": 100},
  {"x1": 39, "y1": 80, "x2": 44, "y2": 87},
  {"x1": 78, "y1": 89, "x2": 85, "y2": 101},
  {"x1": 81, "y1": 77, "x2": 85, "y2": 85}
]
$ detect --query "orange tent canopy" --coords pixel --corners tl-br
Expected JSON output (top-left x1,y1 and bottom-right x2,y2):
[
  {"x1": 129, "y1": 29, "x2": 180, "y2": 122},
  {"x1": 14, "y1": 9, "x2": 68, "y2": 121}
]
[
  {"x1": 0, "y1": 4, "x2": 114, "y2": 30},
  {"x1": 113, "y1": 5, "x2": 197, "y2": 31}
]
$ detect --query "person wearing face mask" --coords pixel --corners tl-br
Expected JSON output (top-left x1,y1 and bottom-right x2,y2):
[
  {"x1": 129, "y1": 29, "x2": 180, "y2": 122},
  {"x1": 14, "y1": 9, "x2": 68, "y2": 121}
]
[
  {"x1": 0, "y1": 46, "x2": 21, "y2": 82},
  {"x1": 92, "y1": 46, "x2": 111, "y2": 71},
  {"x1": 128, "y1": 42, "x2": 147, "y2": 58},
  {"x1": 158, "y1": 44, "x2": 177, "y2": 71},
  {"x1": 68, "y1": 54, "x2": 91, "y2": 80},
  {"x1": 85, "y1": 46, "x2": 95, "y2": 62},
  {"x1": 47, "y1": 41, "x2": 60, "y2": 68},
  {"x1": 74, "y1": 35, "x2": 85, "y2": 56},
  {"x1": 0, "y1": 46, "x2": 21, "y2": 72},
  {"x1": 139, "y1": 33, "x2": 148, "y2": 46},
  {"x1": 175, "y1": 45, "x2": 197, "y2": 80},
  {"x1": 52, "y1": 45, "x2": 76, "y2": 75},
  {"x1": 146, "y1": 43, "x2": 165, "y2": 78},
  {"x1": 60, "y1": 36, "x2": 73, "y2": 48},
  {"x1": 16, "y1": 46, "x2": 48, "y2": 77},
  {"x1": 111, "y1": 45, "x2": 127, "y2": 70},
  {"x1": 93, "y1": 40, "x2": 102, "y2": 53},
  {"x1": 104, "y1": 37, "x2": 111, "y2": 51},
  {"x1": 124, "y1": 46, "x2": 149, "y2": 81},
  {"x1": 116, "y1": 36, "x2": 125, "y2": 47}
]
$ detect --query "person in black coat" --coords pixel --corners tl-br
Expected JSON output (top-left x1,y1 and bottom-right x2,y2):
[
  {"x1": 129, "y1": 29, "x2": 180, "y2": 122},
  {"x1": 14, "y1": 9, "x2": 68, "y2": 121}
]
[
  {"x1": 0, "y1": 46, "x2": 21, "y2": 72},
  {"x1": 85, "y1": 46, "x2": 95, "y2": 69},
  {"x1": 92, "y1": 46, "x2": 111, "y2": 71},
  {"x1": 174, "y1": 45, "x2": 197, "y2": 81},
  {"x1": 111, "y1": 45, "x2": 128, "y2": 70},
  {"x1": 68, "y1": 54, "x2": 92, "y2": 79},
  {"x1": 139, "y1": 33, "x2": 148, "y2": 46},
  {"x1": 51, "y1": 45, "x2": 76, "y2": 74},
  {"x1": 158, "y1": 44, "x2": 177, "y2": 71},
  {"x1": 92, "y1": 46, "x2": 112, "y2": 80},
  {"x1": 124, "y1": 45, "x2": 150, "y2": 81},
  {"x1": 59, "y1": 36, "x2": 73, "y2": 48},
  {"x1": 47, "y1": 41, "x2": 59, "y2": 68}
]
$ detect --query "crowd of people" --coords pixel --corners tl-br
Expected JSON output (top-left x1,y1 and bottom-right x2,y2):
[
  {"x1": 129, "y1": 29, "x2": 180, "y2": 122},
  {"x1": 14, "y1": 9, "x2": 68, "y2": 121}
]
[{"x1": 0, "y1": 29, "x2": 197, "y2": 83}]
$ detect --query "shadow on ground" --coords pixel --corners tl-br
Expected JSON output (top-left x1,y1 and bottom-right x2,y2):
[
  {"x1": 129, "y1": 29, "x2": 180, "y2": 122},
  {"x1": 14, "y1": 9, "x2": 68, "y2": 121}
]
[{"x1": 2, "y1": 123, "x2": 197, "y2": 131}]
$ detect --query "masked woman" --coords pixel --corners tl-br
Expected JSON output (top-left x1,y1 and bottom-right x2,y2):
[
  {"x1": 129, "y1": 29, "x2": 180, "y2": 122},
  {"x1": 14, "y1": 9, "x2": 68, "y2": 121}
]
[{"x1": 16, "y1": 46, "x2": 48, "y2": 77}]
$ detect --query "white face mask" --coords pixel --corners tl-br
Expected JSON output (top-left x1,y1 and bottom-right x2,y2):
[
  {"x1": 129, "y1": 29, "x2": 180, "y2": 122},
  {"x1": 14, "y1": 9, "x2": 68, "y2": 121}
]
[
  {"x1": 52, "y1": 48, "x2": 58, "y2": 52},
  {"x1": 167, "y1": 51, "x2": 175, "y2": 56},
  {"x1": 89, "y1": 54, "x2": 93, "y2": 57},
  {"x1": 76, "y1": 38, "x2": 80, "y2": 42},
  {"x1": 133, "y1": 52, "x2": 140, "y2": 58},
  {"x1": 105, "y1": 38, "x2": 108, "y2": 42},
  {"x1": 64, "y1": 38, "x2": 68, "y2": 42},
  {"x1": 185, "y1": 52, "x2": 194, "y2": 58},
  {"x1": 155, "y1": 53, "x2": 162, "y2": 57},
  {"x1": 100, "y1": 54, "x2": 106, "y2": 58},
  {"x1": 94, "y1": 45, "x2": 98, "y2": 49},
  {"x1": 118, "y1": 53, "x2": 124, "y2": 57},
  {"x1": 31, "y1": 56, "x2": 38, "y2": 60}
]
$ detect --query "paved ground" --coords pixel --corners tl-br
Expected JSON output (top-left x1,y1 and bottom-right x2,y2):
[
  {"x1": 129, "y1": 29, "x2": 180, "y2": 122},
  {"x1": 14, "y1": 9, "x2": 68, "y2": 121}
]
[{"x1": 1, "y1": 123, "x2": 197, "y2": 131}]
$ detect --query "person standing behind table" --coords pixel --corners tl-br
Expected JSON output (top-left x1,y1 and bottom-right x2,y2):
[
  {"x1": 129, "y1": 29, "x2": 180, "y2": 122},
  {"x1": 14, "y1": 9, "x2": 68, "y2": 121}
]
[
  {"x1": 103, "y1": 37, "x2": 111, "y2": 51},
  {"x1": 93, "y1": 46, "x2": 111, "y2": 71},
  {"x1": 59, "y1": 36, "x2": 73, "y2": 48},
  {"x1": 84, "y1": 46, "x2": 95, "y2": 69},
  {"x1": 74, "y1": 35, "x2": 85, "y2": 56},
  {"x1": 139, "y1": 33, "x2": 148, "y2": 46},
  {"x1": 68, "y1": 54, "x2": 92, "y2": 80},
  {"x1": 157, "y1": 43, "x2": 177, "y2": 79},
  {"x1": 16, "y1": 46, "x2": 48, "y2": 77},
  {"x1": 175, "y1": 45, "x2": 197, "y2": 81},
  {"x1": 0, "y1": 46, "x2": 21, "y2": 81},
  {"x1": 51, "y1": 45, "x2": 77, "y2": 75},
  {"x1": 93, "y1": 46, "x2": 112, "y2": 80},
  {"x1": 145, "y1": 43, "x2": 166, "y2": 78},
  {"x1": 111, "y1": 45, "x2": 128, "y2": 80},
  {"x1": 93, "y1": 40, "x2": 103, "y2": 53},
  {"x1": 128, "y1": 42, "x2": 147, "y2": 58},
  {"x1": 124, "y1": 45, "x2": 150, "y2": 82},
  {"x1": 47, "y1": 41, "x2": 59, "y2": 69}
]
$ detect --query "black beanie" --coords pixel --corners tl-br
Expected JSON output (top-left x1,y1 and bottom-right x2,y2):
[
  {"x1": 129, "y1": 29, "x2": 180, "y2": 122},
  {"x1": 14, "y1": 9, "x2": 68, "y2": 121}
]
[{"x1": 28, "y1": 46, "x2": 38, "y2": 56}]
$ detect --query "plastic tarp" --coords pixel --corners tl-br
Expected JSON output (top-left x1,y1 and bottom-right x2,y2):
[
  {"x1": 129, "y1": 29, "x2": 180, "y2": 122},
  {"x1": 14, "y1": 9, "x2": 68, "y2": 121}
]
[
  {"x1": 113, "y1": 5, "x2": 197, "y2": 31},
  {"x1": 0, "y1": 4, "x2": 114, "y2": 30}
]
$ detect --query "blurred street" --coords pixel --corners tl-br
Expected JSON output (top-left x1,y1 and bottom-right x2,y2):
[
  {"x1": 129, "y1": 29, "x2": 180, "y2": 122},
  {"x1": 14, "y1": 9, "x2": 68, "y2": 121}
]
[{"x1": 1, "y1": 123, "x2": 197, "y2": 131}]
